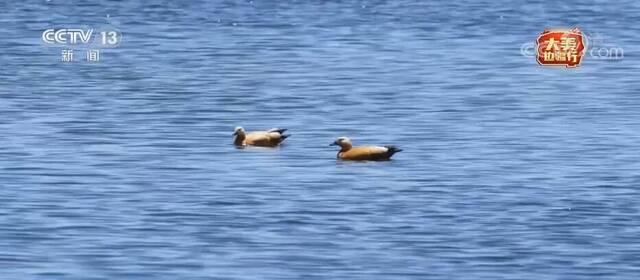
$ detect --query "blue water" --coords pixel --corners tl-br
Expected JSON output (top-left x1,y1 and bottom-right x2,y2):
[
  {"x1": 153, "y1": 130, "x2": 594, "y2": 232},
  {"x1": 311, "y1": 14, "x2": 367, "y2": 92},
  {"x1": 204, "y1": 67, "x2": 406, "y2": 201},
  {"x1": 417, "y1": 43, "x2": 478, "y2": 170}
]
[{"x1": 1, "y1": 0, "x2": 640, "y2": 279}]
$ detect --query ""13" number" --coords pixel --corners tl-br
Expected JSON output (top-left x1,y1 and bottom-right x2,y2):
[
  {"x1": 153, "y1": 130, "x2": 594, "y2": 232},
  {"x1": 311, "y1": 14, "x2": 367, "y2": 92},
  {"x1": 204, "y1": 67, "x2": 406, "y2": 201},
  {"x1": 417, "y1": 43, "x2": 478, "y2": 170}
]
[{"x1": 100, "y1": 31, "x2": 119, "y2": 45}]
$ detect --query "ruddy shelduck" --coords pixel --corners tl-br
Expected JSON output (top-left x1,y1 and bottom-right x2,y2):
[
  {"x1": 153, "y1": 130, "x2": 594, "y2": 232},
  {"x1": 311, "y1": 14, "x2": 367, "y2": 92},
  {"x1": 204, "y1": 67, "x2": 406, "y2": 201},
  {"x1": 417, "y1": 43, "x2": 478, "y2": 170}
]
[
  {"x1": 233, "y1": 127, "x2": 290, "y2": 147},
  {"x1": 330, "y1": 137, "x2": 402, "y2": 161}
]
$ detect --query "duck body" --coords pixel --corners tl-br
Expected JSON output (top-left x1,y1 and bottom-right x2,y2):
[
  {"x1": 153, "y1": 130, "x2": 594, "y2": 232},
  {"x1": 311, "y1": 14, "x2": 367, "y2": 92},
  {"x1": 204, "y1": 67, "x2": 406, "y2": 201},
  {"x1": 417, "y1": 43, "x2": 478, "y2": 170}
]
[
  {"x1": 233, "y1": 127, "x2": 289, "y2": 147},
  {"x1": 331, "y1": 137, "x2": 401, "y2": 161}
]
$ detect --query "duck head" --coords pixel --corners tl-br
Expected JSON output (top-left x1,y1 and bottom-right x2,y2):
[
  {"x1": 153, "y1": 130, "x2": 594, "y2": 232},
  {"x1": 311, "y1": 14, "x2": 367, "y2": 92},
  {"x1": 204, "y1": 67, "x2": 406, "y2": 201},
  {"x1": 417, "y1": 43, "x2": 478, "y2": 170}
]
[
  {"x1": 330, "y1": 137, "x2": 352, "y2": 151},
  {"x1": 233, "y1": 127, "x2": 246, "y2": 146}
]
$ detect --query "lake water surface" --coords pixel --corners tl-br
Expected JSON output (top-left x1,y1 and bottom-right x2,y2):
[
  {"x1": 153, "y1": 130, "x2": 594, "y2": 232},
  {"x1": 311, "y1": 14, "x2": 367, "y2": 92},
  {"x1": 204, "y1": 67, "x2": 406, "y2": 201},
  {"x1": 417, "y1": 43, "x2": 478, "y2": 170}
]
[{"x1": 1, "y1": 0, "x2": 640, "y2": 279}]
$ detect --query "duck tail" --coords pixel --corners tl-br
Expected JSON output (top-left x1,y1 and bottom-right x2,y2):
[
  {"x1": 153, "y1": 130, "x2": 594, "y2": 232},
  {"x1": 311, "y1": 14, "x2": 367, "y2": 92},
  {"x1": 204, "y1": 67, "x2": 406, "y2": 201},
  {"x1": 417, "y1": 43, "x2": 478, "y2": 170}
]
[
  {"x1": 281, "y1": 134, "x2": 291, "y2": 141},
  {"x1": 385, "y1": 146, "x2": 402, "y2": 156},
  {"x1": 269, "y1": 128, "x2": 288, "y2": 134}
]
